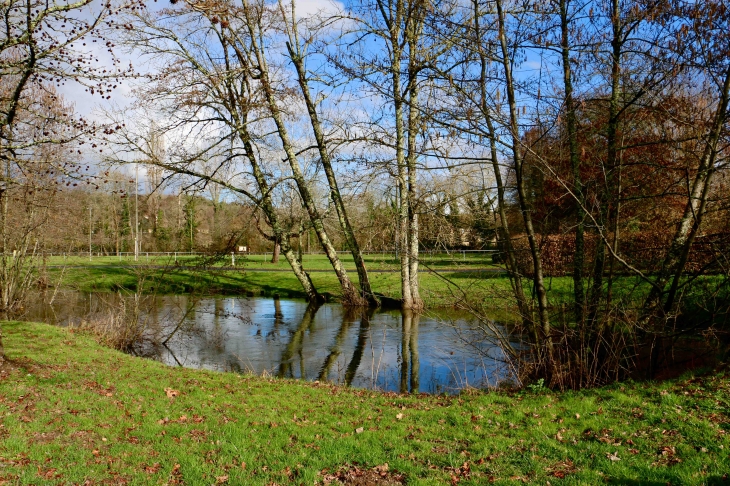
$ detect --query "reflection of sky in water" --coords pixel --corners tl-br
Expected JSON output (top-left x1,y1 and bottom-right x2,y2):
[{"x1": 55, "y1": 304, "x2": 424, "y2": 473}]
[
  {"x1": 158, "y1": 297, "x2": 514, "y2": 393},
  {"x1": 24, "y1": 293, "x2": 516, "y2": 394}
]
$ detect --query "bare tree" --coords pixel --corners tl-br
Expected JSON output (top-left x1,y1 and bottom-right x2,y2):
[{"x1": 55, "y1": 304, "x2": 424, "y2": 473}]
[
  {"x1": 112, "y1": 4, "x2": 325, "y2": 301},
  {"x1": 646, "y1": 0, "x2": 730, "y2": 318},
  {"x1": 339, "y1": 0, "x2": 431, "y2": 309},
  {"x1": 277, "y1": 0, "x2": 378, "y2": 304},
  {"x1": 0, "y1": 0, "x2": 129, "y2": 359}
]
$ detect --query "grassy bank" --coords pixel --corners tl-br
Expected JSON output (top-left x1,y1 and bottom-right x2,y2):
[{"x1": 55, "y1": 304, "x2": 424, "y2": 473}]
[
  {"x1": 1, "y1": 320, "x2": 729, "y2": 484},
  {"x1": 46, "y1": 253, "x2": 658, "y2": 310},
  {"x1": 47, "y1": 254, "x2": 518, "y2": 308}
]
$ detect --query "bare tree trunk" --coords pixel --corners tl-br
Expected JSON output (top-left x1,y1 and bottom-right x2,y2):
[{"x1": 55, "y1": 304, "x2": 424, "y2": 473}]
[
  {"x1": 588, "y1": 0, "x2": 622, "y2": 326},
  {"x1": 271, "y1": 239, "x2": 280, "y2": 264},
  {"x1": 496, "y1": 0, "x2": 553, "y2": 359},
  {"x1": 239, "y1": 127, "x2": 321, "y2": 302},
  {"x1": 646, "y1": 65, "x2": 730, "y2": 314},
  {"x1": 560, "y1": 0, "x2": 586, "y2": 324},
  {"x1": 285, "y1": 36, "x2": 378, "y2": 305},
  {"x1": 377, "y1": 0, "x2": 412, "y2": 308},
  {"x1": 406, "y1": 7, "x2": 424, "y2": 310},
  {"x1": 472, "y1": 0, "x2": 530, "y2": 325},
  {"x1": 244, "y1": 6, "x2": 364, "y2": 306}
]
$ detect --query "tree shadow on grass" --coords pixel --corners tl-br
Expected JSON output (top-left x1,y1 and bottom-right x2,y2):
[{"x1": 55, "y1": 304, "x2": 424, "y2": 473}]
[{"x1": 606, "y1": 477, "x2": 728, "y2": 485}]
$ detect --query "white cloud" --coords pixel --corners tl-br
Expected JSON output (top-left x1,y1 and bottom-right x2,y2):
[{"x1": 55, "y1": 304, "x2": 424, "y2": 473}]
[{"x1": 287, "y1": 0, "x2": 347, "y2": 19}]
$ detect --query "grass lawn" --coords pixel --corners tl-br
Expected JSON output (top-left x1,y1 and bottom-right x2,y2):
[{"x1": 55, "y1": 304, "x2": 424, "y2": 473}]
[
  {"x1": 1, "y1": 320, "x2": 729, "y2": 484},
  {"x1": 45, "y1": 253, "x2": 519, "y2": 309},
  {"x1": 43, "y1": 252, "x2": 500, "y2": 272},
  {"x1": 48, "y1": 258, "x2": 658, "y2": 312}
]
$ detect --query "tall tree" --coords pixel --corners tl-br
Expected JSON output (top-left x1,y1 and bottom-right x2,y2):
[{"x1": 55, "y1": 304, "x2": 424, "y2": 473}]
[
  {"x1": 0, "y1": 0, "x2": 127, "y2": 359},
  {"x1": 494, "y1": 0, "x2": 554, "y2": 361},
  {"x1": 646, "y1": 0, "x2": 730, "y2": 317},
  {"x1": 237, "y1": 0, "x2": 365, "y2": 305},
  {"x1": 340, "y1": 0, "x2": 431, "y2": 309},
  {"x1": 277, "y1": 0, "x2": 378, "y2": 304},
  {"x1": 116, "y1": 1, "x2": 326, "y2": 301}
]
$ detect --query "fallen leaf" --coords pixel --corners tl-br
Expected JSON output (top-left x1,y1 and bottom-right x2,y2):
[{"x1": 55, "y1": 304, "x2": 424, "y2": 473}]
[
  {"x1": 215, "y1": 475, "x2": 229, "y2": 484},
  {"x1": 164, "y1": 388, "x2": 180, "y2": 398},
  {"x1": 374, "y1": 463, "x2": 389, "y2": 472},
  {"x1": 396, "y1": 413, "x2": 404, "y2": 420},
  {"x1": 606, "y1": 452, "x2": 620, "y2": 461},
  {"x1": 355, "y1": 427, "x2": 364, "y2": 434}
]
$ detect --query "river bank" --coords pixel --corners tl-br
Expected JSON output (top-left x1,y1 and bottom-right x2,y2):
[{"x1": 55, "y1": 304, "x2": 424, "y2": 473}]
[
  {"x1": 1, "y1": 320, "x2": 728, "y2": 484},
  {"x1": 46, "y1": 255, "x2": 648, "y2": 311}
]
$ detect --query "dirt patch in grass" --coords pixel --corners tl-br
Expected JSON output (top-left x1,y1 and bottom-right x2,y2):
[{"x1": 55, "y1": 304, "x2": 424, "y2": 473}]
[
  {"x1": 320, "y1": 463, "x2": 406, "y2": 485},
  {"x1": 0, "y1": 356, "x2": 27, "y2": 378}
]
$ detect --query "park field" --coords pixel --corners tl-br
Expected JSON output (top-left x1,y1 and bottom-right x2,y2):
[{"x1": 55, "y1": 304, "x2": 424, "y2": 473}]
[{"x1": 42, "y1": 251, "x2": 661, "y2": 311}]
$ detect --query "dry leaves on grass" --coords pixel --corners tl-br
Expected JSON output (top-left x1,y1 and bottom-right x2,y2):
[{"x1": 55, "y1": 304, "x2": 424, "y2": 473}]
[
  {"x1": 606, "y1": 451, "x2": 621, "y2": 462},
  {"x1": 320, "y1": 463, "x2": 405, "y2": 485},
  {"x1": 653, "y1": 446, "x2": 682, "y2": 466},
  {"x1": 164, "y1": 388, "x2": 180, "y2": 398},
  {"x1": 545, "y1": 460, "x2": 577, "y2": 479},
  {"x1": 444, "y1": 461, "x2": 471, "y2": 485},
  {"x1": 167, "y1": 463, "x2": 183, "y2": 485}
]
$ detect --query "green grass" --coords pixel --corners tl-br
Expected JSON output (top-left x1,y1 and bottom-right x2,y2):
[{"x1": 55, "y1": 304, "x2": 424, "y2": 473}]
[
  {"x1": 43, "y1": 251, "x2": 500, "y2": 272},
  {"x1": 44, "y1": 253, "x2": 516, "y2": 308},
  {"x1": 52, "y1": 262, "x2": 658, "y2": 311},
  {"x1": 1, "y1": 320, "x2": 729, "y2": 484},
  {"x1": 46, "y1": 252, "x2": 720, "y2": 313}
]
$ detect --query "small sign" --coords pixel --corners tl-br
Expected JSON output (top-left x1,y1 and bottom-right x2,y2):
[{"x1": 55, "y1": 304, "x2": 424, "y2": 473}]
[{"x1": 238, "y1": 246, "x2": 247, "y2": 252}]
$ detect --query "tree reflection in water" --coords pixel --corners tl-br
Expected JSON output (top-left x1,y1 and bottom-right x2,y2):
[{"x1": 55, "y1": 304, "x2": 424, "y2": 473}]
[
  {"x1": 277, "y1": 301, "x2": 320, "y2": 379},
  {"x1": 399, "y1": 310, "x2": 420, "y2": 393},
  {"x1": 23, "y1": 293, "x2": 512, "y2": 392}
]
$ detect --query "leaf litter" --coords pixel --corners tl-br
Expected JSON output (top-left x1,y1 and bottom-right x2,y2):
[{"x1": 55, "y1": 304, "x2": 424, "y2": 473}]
[{"x1": 320, "y1": 463, "x2": 405, "y2": 485}]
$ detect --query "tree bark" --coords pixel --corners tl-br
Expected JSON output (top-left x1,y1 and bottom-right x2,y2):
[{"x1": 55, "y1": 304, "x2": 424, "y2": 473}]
[
  {"x1": 286, "y1": 41, "x2": 378, "y2": 305},
  {"x1": 376, "y1": 0, "x2": 414, "y2": 309},
  {"x1": 472, "y1": 0, "x2": 530, "y2": 325},
  {"x1": 560, "y1": 0, "x2": 586, "y2": 324},
  {"x1": 244, "y1": 5, "x2": 364, "y2": 306},
  {"x1": 271, "y1": 239, "x2": 280, "y2": 264},
  {"x1": 646, "y1": 65, "x2": 730, "y2": 314},
  {"x1": 496, "y1": 0, "x2": 553, "y2": 358},
  {"x1": 406, "y1": 5, "x2": 424, "y2": 310},
  {"x1": 588, "y1": 0, "x2": 622, "y2": 326}
]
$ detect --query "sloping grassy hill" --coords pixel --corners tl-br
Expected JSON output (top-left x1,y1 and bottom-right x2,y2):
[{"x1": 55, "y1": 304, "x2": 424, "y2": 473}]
[{"x1": 0, "y1": 321, "x2": 728, "y2": 484}]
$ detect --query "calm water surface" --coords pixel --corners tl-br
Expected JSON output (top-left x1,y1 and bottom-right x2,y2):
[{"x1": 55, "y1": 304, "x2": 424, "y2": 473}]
[{"x1": 25, "y1": 292, "x2": 515, "y2": 393}]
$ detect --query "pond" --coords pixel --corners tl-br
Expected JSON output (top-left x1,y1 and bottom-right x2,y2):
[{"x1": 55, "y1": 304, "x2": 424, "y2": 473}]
[{"x1": 23, "y1": 292, "x2": 516, "y2": 394}]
